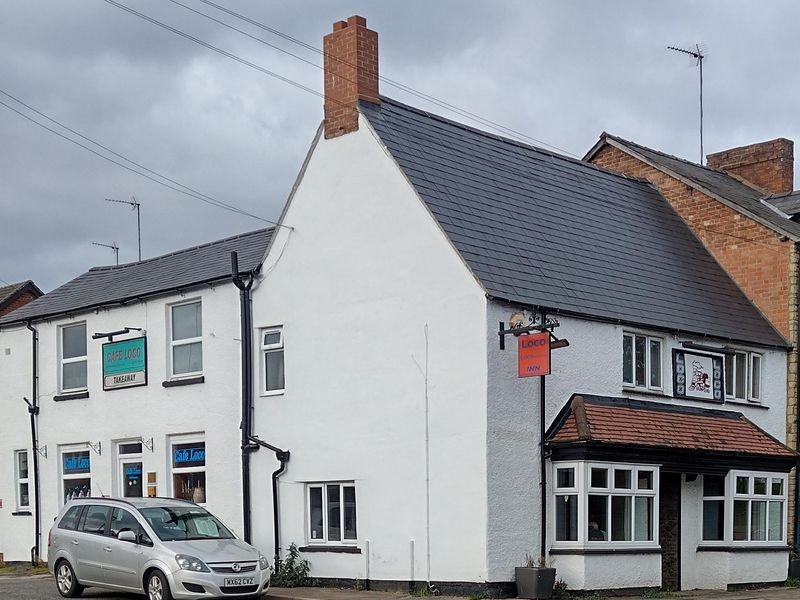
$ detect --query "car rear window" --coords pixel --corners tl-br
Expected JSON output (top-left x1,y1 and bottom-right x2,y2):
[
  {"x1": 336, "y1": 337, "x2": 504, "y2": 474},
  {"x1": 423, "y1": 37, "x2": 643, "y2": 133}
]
[{"x1": 58, "y1": 505, "x2": 84, "y2": 530}]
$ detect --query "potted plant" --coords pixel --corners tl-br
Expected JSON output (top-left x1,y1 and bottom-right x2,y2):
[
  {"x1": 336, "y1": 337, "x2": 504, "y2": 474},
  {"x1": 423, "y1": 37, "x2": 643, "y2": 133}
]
[{"x1": 515, "y1": 554, "x2": 556, "y2": 599}]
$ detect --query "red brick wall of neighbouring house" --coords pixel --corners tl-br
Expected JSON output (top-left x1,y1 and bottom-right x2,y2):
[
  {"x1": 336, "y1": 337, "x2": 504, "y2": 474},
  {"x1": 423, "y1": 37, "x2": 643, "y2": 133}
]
[
  {"x1": 706, "y1": 138, "x2": 794, "y2": 196},
  {"x1": 590, "y1": 144, "x2": 793, "y2": 339},
  {"x1": 0, "y1": 291, "x2": 38, "y2": 317},
  {"x1": 323, "y1": 15, "x2": 379, "y2": 139}
]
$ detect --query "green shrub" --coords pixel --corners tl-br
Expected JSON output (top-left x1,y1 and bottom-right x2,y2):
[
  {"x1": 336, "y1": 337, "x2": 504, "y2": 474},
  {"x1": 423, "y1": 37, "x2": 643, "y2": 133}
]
[
  {"x1": 785, "y1": 577, "x2": 800, "y2": 588},
  {"x1": 271, "y1": 543, "x2": 310, "y2": 587},
  {"x1": 552, "y1": 579, "x2": 569, "y2": 600}
]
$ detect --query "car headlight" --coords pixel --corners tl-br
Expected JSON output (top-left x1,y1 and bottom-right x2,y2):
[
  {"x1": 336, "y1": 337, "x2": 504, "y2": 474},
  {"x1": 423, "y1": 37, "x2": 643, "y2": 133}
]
[
  {"x1": 175, "y1": 554, "x2": 210, "y2": 572},
  {"x1": 258, "y1": 553, "x2": 269, "y2": 571}
]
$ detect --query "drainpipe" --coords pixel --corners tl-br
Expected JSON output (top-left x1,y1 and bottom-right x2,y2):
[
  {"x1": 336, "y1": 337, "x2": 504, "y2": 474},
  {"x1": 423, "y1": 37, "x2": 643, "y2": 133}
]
[
  {"x1": 246, "y1": 435, "x2": 290, "y2": 559},
  {"x1": 232, "y1": 252, "x2": 256, "y2": 543},
  {"x1": 24, "y1": 321, "x2": 41, "y2": 565},
  {"x1": 539, "y1": 308, "x2": 548, "y2": 561}
]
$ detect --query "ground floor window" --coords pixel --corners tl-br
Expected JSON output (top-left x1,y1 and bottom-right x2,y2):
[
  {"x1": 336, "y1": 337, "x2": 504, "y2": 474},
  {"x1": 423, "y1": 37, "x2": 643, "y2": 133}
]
[
  {"x1": 553, "y1": 461, "x2": 659, "y2": 547},
  {"x1": 701, "y1": 471, "x2": 787, "y2": 544},
  {"x1": 307, "y1": 482, "x2": 357, "y2": 543},
  {"x1": 171, "y1": 438, "x2": 206, "y2": 503},
  {"x1": 15, "y1": 449, "x2": 30, "y2": 510},
  {"x1": 61, "y1": 448, "x2": 91, "y2": 503}
]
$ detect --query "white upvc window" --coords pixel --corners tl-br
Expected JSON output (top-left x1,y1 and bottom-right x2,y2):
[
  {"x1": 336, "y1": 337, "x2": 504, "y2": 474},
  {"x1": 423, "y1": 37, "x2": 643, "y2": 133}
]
[
  {"x1": 622, "y1": 333, "x2": 663, "y2": 391},
  {"x1": 552, "y1": 462, "x2": 659, "y2": 548},
  {"x1": 60, "y1": 446, "x2": 91, "y2": 505},
  {"x1": 700, "y1": 471, "x2": 787, "y2": 545},
  {"x1": 307, "y1": 482, "x2": 357, "y2": 544},
  {"x1": 60, "y1": 322, "x2": 87, "y2": 392},
  {"x1": 169, "y1": 300, "x2": 202, "y2": 377},
  {"x1": 725, "y1": 351, "x2": 763, "y2": 403},
  {"x1": 14, "y1": 450, "x2": 30, "y2": 510},
  {"x1": 170, "y1": 437, "x2": 206, "y2": 504},
  {"x1": 260, "y1": 327, "x2": 285, "y2": 395}
]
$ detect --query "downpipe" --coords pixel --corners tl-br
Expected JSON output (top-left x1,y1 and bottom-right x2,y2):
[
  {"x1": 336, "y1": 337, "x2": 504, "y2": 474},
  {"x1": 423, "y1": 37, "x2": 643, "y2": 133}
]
[{"x1": 25, "y1": 321, "x2": 41, "y2": 565}]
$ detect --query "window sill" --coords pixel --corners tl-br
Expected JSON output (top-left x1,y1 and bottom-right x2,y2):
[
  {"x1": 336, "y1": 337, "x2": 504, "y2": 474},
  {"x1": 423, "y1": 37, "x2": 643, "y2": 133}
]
[
  {"x1": 725, "y1": 399, "x2": 768, "y2": 410},
  {"x1": 12, "y1": 510, "x2": 32, "y2": 516},
  {"x1": 299, "y1": 545, "x2": 361, "y2": 554},
  {"x1": 621, "y1": 387, "x2": 666, "y2": 399},
  {"x1": 162, "y1": 376, "x2": 205, "y2": 388},
  {"x1": 550, "y1": 546, "x2": 662, "y2": 555},
  {"x1": 260, "y1": 390, "x2": 285, "y2": 398},
  {"x1": 54, "y1": 391, "x2": 89, "y2": 402},
  {"x1": 696, "y1": 545, "x2": 789, "y2": 553}
]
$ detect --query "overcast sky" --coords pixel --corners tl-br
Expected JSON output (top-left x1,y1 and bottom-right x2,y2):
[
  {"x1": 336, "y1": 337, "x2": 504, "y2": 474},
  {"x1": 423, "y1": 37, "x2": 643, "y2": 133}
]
[{"x1": 2, "y1": 1, "x2": 799, "y2": 292}]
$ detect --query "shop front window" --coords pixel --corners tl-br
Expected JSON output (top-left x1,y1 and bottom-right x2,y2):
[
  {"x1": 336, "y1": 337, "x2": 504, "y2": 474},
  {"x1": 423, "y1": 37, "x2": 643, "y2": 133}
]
[
  {"x1": 171, "y1": 440, "x2": 206, "y2": 503},
  {"x1": 62, "y1": 449, "x2": 91, "y2": 503}
]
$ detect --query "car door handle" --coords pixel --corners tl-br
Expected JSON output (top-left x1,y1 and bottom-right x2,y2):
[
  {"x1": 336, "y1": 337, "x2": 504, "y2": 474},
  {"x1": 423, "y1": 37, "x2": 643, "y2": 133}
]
[
  {"x1": 71, "y1": 540, "x2": 79, "y2": 546},
  {"x1": 103, "y1": 546, "x2": 112, "y2": 552}
]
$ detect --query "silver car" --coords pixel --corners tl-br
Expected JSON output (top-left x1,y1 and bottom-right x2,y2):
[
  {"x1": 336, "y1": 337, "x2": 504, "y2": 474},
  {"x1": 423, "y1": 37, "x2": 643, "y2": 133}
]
[{"x1": 47, "y1": 497, "x2": 270, "y2": 599}]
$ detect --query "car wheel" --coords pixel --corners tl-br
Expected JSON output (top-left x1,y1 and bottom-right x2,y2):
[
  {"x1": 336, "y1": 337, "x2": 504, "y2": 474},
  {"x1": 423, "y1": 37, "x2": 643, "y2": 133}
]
[
  {"x1": 55, "y1": 560, "x2": 84, "y2": 598},
  {"x1": 146, "y1": 570, "x2": 173, "y2": 600}
]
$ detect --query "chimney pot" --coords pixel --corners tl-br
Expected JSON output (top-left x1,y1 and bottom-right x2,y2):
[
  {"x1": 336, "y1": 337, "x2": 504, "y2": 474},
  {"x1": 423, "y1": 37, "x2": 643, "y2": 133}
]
[
  {"x1": 332, "y1": 20, "x2": 347, "y2": 32},
  {"x1": 347, "y1": 15, "x2": 367, "y2": 27}
]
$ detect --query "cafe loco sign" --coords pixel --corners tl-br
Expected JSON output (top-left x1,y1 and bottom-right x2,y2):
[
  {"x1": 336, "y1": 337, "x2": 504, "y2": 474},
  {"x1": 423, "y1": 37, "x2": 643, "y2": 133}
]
[
  {"x1": 103, "y1": 336, "x2": 147, "y2": 390},
  {"x1": 518, "y1": 331, "x2": 551, "y2": 377}
]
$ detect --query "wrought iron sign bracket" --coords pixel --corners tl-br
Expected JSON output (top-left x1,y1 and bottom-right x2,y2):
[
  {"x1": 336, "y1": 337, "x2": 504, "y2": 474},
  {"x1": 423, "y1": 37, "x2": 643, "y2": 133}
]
[
  {"x1": 140, "y1": 437, "x2": 154, "y2": 452},
  {"x1": 88, "y1": 441, "x2": 102, "y2": 456}
]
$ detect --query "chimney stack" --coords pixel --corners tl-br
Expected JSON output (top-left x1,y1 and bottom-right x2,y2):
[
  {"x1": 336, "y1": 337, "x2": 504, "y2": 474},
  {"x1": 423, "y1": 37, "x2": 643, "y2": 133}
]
[
  {"x1": 323, "y1": 15, "x2": 379, "y2": 139},
  {"x1": 706, "y1": 138, "x2": 794, "y2": 195}
]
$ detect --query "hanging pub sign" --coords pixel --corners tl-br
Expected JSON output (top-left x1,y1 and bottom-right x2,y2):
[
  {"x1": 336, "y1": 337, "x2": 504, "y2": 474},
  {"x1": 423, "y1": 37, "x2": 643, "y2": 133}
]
[
  {"x1": 518, "y1": 332, "x2": 551, "y2": 377},
  {"x1": 673, "y1": 349, "x2": 724, "y2": 402},
  {"x1": 103, "y1": 336, "x2": 147, "y2": 391}
]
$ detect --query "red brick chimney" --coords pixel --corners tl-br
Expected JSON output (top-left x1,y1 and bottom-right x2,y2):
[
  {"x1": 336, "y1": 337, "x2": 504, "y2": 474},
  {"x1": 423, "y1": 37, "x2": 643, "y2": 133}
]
[
  {"x1": 706, "y1": 138, "x2": 794, "y2": 195},
  {"x1": 323, "y1": 15, "x2": 379, "y2": 139}
]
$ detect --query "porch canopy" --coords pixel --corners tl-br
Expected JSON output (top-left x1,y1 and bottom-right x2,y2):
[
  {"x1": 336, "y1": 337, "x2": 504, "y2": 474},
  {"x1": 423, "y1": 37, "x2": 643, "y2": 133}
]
[{"x1": 546, "y1": 394, "x2": 798, "y2": 473}]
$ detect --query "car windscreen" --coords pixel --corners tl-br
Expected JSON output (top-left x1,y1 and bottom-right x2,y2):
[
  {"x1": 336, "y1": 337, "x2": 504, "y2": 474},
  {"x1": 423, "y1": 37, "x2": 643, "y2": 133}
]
[{"x1": 139, "y1": 506, "x2": 235, "y2": 541}]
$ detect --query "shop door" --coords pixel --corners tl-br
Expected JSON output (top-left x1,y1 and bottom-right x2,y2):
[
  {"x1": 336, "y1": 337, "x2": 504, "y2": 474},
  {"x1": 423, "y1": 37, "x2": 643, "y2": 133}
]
[{"x1": 659, "y1": 473, "x2": 681, "y2": 591}]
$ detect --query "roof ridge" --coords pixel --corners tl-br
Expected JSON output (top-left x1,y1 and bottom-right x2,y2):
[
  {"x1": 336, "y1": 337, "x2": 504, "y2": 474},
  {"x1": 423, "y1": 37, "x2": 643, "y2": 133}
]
[
  {"x1": 370, "y1": 97, "x2": 653, "y2": 188},
  {"x1": 88, "y1": 227, "x2": 273, "y2": 272}
]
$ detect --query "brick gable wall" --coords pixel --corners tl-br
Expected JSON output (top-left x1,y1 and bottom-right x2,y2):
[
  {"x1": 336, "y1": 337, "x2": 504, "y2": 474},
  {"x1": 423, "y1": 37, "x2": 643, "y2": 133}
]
[{"x1": 0, "y1": 291, "x2": 38, "y2": 317}]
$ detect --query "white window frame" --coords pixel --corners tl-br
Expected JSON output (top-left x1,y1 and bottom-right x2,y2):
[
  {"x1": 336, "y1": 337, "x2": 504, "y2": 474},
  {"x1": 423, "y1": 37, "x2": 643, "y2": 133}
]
[
  {"x1": 622, "y1": 332, "x2": 663, "y2": 392},
  {"x1": 725, "y1": 350, "x2": 763, "y2": 404},
  {"x1": 700, "y1": 474, "x2": 727, "y2": 544},
  {"x1": 306, "y1": 482, "x2": 358, "y2": 545},
  {"x1": 260, "y1": 327, "x2": 285, "y2": 396},
  {"x1": 169, "y1": 435, "x2": 206, "y2": 505},
  {"x1": 14, "y1": 449, "x2": 30, "y2": 510},
  {"x1": 551, "y1": 461, "x2": 659, "y2": 550},
  {"x1": 168, "y1": 299, "x2": 203, "y2": 379},
  {"x1": 59, "y1": 445, "x2": 92, "y2": 507},
  {"x1": 59, "y1": 322, "x2": 87, "y2": 393}
]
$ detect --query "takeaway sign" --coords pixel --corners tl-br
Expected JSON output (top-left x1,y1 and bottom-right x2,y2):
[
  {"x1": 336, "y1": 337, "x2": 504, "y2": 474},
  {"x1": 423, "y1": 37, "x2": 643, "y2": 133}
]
[
  {"x1": 518, "y1": 332, "x2": 551, "y2": 377},
  {"x1": 103, "y1": 337, "x2": 147, "y2": 390}
]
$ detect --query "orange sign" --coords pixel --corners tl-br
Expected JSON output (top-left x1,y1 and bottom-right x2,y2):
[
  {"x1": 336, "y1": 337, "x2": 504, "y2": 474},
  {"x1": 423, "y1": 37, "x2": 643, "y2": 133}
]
[{"x1": 518, "y1": 332, "x2": 551, "y2": 377}]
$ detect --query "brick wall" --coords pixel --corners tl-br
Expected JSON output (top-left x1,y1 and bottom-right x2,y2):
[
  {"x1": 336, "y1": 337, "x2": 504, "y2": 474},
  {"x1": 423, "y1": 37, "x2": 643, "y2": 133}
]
[
  {"x1": 0, "y1": 291, "x2": 38, "y2": 317},
  {"x1": 706, "y1": 139, "x2": 793, "y2": 195},
  {"x1": 323, "y1": 15, "x2": 379, "y2": 139}
]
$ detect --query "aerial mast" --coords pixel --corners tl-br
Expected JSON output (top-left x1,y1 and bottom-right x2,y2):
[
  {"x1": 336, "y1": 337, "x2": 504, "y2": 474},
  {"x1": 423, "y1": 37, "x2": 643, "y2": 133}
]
[
  {"x1": 667, "y1": 44, "x2": 706, "y2": 164},
  {"x1": 91, "y1": 241, "x2": 119, "y2": 265},
  {"x1": 105, "y1": 196, "x2": 141, "y2": 261}
]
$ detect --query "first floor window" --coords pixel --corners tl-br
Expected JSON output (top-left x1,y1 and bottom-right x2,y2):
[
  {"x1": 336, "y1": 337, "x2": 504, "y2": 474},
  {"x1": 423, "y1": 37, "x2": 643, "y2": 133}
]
[
  {"x1": 553, "y1": 462, "x2": 658, "y2": 547},
  {"x1": 725, "y1": 351, "x2": 763, "y2": 403},
  {"x1": 171, "y1": 440, "x2": 206, "y2": 503},
  {"x1": 623, "y1": 333, "x2": 662, "y2": 390},
  {"x1": 60, "y1": 322, "x2": 87, "y2": 392},
  {"x1": 308, "y1": 482, "x2": 357, "y2": 543},
  {"x1": 261, "y1": 328, "x2": 285, "y2": 393},
  {"x1": 62, "y1": 449, "x2": 91, "y2": 503},
  {"x1": 170, "y1": 301, "x2": 202, "y2": 376},
  {"x1": 15, "y1": 450, "x2": 30, "y2": 509}
]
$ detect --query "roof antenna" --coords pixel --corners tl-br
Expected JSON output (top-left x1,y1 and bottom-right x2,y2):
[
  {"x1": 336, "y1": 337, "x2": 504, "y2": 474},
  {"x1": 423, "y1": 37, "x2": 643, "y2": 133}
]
[
  {"x1": 92, "y1": 241, "x2": 120, "y2": 265},
  {"x1": 105, "y1": 196, "x2": 141, "y2": 261},
  {"x1": 667, "y1": 44, "x2": 706, "y2": 164}
]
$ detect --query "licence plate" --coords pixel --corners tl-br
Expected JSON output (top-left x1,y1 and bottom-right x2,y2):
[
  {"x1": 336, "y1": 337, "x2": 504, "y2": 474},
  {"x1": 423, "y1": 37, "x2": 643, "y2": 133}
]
[{"x1": 223, "y1": 577, "x2": 256, "y2": 586}]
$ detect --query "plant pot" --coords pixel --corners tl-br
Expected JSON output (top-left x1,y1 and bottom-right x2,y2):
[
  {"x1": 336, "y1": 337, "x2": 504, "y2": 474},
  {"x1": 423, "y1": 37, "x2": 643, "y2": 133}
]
[
  {"x1": 515, "y1": 566, "x2": 556, "y2": 599},
  {"x1": 789, "y1": 558, "x2": 800, "y2": 578}
]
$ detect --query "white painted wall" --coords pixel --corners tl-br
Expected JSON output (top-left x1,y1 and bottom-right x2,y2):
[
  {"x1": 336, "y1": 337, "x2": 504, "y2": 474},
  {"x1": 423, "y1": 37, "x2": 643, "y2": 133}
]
[
  {"x1": 0, "y1": 282, "x2": 248, "y2": 562},
  {"x1": 552, "y1": 553, "x2": 660, "y2": 590},
  {"x1": 250, "y1": 116, "x2": 489, "y2": 584}
]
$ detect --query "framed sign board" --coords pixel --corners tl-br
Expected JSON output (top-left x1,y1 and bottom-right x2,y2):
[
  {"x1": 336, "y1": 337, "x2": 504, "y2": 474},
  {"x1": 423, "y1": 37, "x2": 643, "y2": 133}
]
[
  {"x1": 103, "y1": 336, "x2": 147, "y2": 391},
  {"x1": 673, "y1": 349, "x2": 724, "y2": 402}
]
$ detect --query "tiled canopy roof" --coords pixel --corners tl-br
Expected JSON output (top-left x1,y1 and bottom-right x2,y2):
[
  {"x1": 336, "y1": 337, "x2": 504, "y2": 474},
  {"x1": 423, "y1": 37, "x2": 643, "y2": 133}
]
[{"x1": 548, "y1": 394, "x2": 796, "y2": 459}]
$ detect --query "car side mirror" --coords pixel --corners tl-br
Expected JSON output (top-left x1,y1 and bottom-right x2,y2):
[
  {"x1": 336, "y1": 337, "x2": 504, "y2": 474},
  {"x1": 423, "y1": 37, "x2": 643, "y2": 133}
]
[{"x1": 118, "y1": 530, "x2": 137, "y2": 543}]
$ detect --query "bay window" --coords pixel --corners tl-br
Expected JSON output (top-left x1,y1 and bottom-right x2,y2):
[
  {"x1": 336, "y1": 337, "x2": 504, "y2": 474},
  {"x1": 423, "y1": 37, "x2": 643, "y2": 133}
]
[
  {"x1": 623, "y1": 333, "x2": 662, "y2": 391},
  {"x1": 553, "y1": 462, "x2": 659, "y2": 547}
]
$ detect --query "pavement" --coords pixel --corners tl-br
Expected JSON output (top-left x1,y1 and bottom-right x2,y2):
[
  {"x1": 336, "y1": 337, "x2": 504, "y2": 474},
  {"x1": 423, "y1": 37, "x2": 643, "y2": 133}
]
[{"x1": 0, "y1": 577, "x2": 797, "y2": 600}]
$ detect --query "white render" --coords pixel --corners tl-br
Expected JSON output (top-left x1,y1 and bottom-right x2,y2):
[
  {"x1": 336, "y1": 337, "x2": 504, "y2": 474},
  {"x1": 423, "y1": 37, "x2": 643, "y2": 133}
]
[{"x1": 0, "y1": 283, "x2": 246, "y2": 563}]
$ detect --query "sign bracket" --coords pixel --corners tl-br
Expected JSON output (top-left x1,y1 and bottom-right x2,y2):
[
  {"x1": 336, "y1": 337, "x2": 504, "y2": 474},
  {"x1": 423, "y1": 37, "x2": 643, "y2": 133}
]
[{"x1": 88, "y1": 441, "x2": 102, "y2": 456}]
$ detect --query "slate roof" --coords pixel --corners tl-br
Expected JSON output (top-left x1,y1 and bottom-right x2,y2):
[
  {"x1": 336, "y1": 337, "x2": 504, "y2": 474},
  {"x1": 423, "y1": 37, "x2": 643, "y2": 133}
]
[
  {"x1": 588, "y1": 133, "x2": 800, "y2": 239},
  {"x1": 361, "y1": 97, "x2": 787, "y2": 347},
  {"x1": 0, "y1": 228, "x2": 273, "y2": 326},
  {"x1": 765, "y1": 190, "x2": 800, "y2": 217},
  {"x1": 547, "y1": 394, "x2": 796, "y2": 459}
]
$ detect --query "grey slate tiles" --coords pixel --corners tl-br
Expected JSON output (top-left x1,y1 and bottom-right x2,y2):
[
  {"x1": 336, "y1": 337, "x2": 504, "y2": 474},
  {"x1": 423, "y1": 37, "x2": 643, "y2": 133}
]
[
  {"x1": 0, "y1": 228, "x2": 273, "y2": 325},
  {"x1": 362, "y1": 97, "x2": 786, "y2": 347}
]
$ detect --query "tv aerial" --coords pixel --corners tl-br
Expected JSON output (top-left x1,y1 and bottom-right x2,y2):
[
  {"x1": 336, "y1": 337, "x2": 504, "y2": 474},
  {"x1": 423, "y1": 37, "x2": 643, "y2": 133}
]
[
  {"x1": 92, "y1": 241, "x2": 120, "y2": 265},
  {"x1": 667, "y1": 44, "x2": 707, "y2": 164}
]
